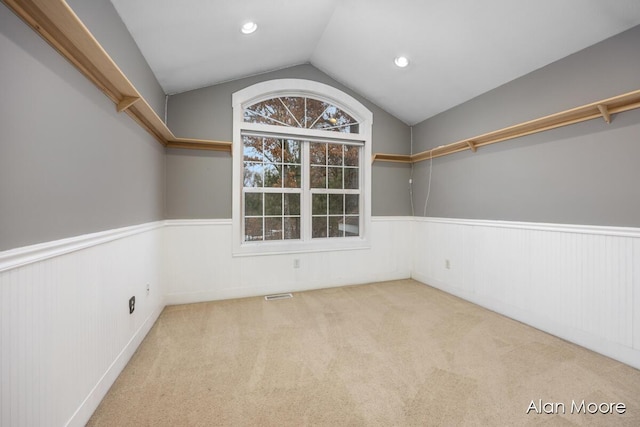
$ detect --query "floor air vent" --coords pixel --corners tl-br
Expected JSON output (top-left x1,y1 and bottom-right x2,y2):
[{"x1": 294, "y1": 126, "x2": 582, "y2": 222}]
[{"x1": 264, "y1": 293, "x2": 293, "y2": 301}]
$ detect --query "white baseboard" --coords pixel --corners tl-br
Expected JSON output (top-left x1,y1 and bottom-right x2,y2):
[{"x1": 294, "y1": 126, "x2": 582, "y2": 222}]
[
  {"x1": 413, "y1": 270, "x2": 640, "y2": 370},
  {"x1": 67, "y1": 302, "x2": 165, "y2": 427},
  {"x1": 164, "y1": 272, "x2": 411, "y2": 306}
]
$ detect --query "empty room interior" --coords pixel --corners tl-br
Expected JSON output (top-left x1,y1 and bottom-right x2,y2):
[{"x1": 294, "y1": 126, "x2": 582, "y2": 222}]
[{"x1": 2, "y1": 0, "x2": 640, "y2": 425}]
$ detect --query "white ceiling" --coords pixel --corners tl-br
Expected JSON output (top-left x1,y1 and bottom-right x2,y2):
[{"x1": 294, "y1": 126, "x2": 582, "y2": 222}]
[{"x1": 110, "y1": 0, "x2": 640, "y2": 125}]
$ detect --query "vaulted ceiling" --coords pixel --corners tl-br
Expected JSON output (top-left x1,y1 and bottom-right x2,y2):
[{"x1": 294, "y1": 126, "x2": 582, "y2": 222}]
[{"x1": 110, "y1": 0, "x2": 640, "y2": 125}]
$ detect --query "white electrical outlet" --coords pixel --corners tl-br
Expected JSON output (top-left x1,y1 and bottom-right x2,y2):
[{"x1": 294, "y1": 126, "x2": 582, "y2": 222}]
[
  {"x1": 146, "y1": 283, "x2": 150, "y2": 295},
  {"x1": 293, "y1": 259, "x2": 300, "y2": 269},
  {"x1": 445, "y1": 259, "x2": 450, "y2": 269}
]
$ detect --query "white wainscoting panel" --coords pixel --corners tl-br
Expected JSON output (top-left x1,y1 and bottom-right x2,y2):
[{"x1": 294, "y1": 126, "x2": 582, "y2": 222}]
[
  {"x1": 634, "y1": 238, "x2": 640, "y2": 352},
  {"x1": 163, "y1": 217, "x2": 413, "y2": 304},
  {"x1": 412, "y1": 217, "x2": 640, "y2": 369},
  {"x1": 2, "y1": 216, "x2": 638, "y2": 427},
  {"x1": 0, "y1": 224, "x2": 165, "y2": 427}
]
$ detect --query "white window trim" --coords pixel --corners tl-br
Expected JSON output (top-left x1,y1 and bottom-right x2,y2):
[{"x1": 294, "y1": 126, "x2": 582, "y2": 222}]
[{"x1": 232, "y1": 79, "x2": 373, "y2": 256}]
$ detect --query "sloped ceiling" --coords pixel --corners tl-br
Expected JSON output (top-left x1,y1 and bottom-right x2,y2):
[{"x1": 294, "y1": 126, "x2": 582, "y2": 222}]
[{"x1": 110, "y1": 0, "x2": 640, "y2": 125}]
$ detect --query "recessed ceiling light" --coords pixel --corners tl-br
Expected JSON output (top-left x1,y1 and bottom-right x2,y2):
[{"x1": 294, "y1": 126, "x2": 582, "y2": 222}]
[
  {"x1": 241, "y1": 22, "x2": 257, "y2": 34},
  {"x1": 394, "y1": 56, "x2": 409, "y2": 68}
]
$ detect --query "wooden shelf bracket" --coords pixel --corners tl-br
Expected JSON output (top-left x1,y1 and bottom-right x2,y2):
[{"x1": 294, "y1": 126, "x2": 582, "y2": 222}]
[
  {"x1": 597, "y1": 104, "x2": 611, "y2": 124},
  {"x1": 116, "y1": 96, "x2": 140, "y2": 113},
  {"x1": 466, "y1": 140, "x2": 477, "y2": 152}
]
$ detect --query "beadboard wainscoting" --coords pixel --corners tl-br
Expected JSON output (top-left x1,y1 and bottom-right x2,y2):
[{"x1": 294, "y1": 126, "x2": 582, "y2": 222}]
[
  {"x1": 0, "y1": 223, "x2": 165, "y2": 427},
  {"x1": 162, "y1": 217, "x2": 413, "y2": 305},
  {"x1": 411, "y1": 217, "x2": 640, "y2": 370},
  {"x1": 2, "y1": 216, "x2": 639, "y2": 427}
]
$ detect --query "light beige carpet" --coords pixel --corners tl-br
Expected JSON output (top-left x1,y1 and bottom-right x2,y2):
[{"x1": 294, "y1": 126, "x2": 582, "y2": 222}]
[{"x1": 87, "y1": 279, "x2": 640, "y2": 426}]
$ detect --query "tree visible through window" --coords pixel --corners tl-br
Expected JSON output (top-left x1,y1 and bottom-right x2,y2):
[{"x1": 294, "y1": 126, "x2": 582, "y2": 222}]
[
  {"x1": 243, "y1": 136, "x2": 302, "y2": 241},
  {"x1": 241, "y1": 96, "x2": 361, "y2": 242},
  {"x1": 233, "y1": 80, "x2": 372, "y2": 254},
  {"x1": 244, "y1": 96, "x2": 359, "y2": 133},
  {"x1": 309, "y1": 141, "x2": 359, "y2": 238}
]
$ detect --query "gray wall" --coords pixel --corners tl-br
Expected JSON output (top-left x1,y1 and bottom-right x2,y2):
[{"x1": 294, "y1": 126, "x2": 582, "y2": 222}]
[
  {"x1": 0, "y1": 3, "x2": 165, "y2": 251},
  {"x1": 66, "y1": 0, "x2": 166, "y2": 117},
  {"x1": 411, "y1": 25, "x2": 640, "y2": 227},
  {"x1": 166, "y1": 64, "x2": 412, "y2": 218}
]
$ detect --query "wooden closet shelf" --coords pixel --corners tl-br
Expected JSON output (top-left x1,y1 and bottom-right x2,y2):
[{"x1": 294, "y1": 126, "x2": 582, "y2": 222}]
[
  {"x1": 371, "y1": 153, "x2": 412, "y2": 163},
  {"x1": 7, "y1": 1, "x2": 637, "y2": 158},
  {"x1": 3, "y1": 0, "x2": 231, "y2": 153},
  {"x1": 166, "y1": 138, "x2": 233, "y2": 152},
  {"x1": 374, "y1": 88, "x2": 640, "y2": 164}
]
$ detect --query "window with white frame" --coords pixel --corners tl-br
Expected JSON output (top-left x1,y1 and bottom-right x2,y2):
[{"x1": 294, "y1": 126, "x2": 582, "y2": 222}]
[{"x1": 232, "y1": 80, "x2": 373, "y2": 255}]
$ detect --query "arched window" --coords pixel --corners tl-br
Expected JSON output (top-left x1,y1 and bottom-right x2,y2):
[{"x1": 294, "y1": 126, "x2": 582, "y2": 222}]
[
  {"x1": 232, "y1": 79, "x2": 372, "y2": 255},
  {"x1": 244, "y1": 95, "x2": 359, "y2": 133}
]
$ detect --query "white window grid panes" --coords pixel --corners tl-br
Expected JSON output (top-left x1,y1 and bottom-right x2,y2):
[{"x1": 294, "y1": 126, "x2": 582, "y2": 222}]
[
  {"x1": 242, "y1": 136, "x2": 362, "y2": 243},
  {"x1": 244, "y1": 96, "x2": 360, "y2": 134},
  {"x1": 242, "y1": 136, "x2": 302, "y2": 242},
  {"x1": 232, "y1": 79, "x2": 372, "y2": 255}
]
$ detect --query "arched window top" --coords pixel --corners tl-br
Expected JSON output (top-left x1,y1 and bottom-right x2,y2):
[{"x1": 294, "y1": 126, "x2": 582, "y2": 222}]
[
  {"x1": 244, "y1": 96, "x2": 360, "y2": 134},
  {"x1": 233, "y1": 79, "x2": 373, "y2": 139}
]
